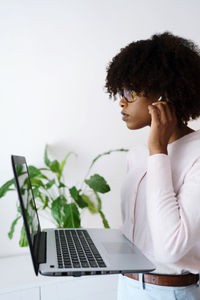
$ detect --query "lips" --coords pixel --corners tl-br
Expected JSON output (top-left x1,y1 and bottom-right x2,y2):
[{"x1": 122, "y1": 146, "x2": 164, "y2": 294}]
[
  {"x1": 121, "y1": 111, "x2": 129, "y2": 121},
  {"x1": 121, "y1": 112, "x2": 129, "y2": 117}
]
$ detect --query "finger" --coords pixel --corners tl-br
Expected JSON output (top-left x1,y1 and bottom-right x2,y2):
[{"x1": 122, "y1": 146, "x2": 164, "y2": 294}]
[
  {"x1": 148, "y1": 105, "x2": 160, "y2": 125},
  {"x1": 158, "y1": 101, "x2": 177, "y2": 121},
  {"x1": 162, "y1": 102, "x2": 172, "y2": 121},
  {"x1": 152, "y1": 102, "x2": 168, "y2": 124}
]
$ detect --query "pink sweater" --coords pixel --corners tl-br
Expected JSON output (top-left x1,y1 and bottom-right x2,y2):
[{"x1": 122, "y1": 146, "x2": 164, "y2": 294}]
[{"x1": 120, "y1": 129, "x2": 200, "y2": 274}]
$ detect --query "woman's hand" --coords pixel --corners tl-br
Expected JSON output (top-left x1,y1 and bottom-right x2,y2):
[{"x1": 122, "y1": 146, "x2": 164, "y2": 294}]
[{"x1": 147, "y1": 101, "x2": 177, "y2": 155}]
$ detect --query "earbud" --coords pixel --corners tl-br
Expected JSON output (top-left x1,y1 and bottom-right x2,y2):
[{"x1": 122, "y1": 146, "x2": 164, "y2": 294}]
[{"x1": 157, "y1": 96, "x2": 163, "y2": 102}]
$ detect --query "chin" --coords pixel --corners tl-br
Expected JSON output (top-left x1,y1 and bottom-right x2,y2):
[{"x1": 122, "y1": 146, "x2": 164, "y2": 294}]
[{"x1": 126, "y1": 122, "x2": 146, "y2": 130}]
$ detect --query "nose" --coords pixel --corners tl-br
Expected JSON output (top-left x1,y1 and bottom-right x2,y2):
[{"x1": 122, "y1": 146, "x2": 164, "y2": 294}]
[{"x1": 119, "y1": 97, "x2": 127, "y2": 107}]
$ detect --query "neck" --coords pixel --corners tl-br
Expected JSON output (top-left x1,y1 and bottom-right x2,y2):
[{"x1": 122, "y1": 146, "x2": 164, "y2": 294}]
[{"x1": 168, "y1": 124, "x2": 195, "y2": 144}]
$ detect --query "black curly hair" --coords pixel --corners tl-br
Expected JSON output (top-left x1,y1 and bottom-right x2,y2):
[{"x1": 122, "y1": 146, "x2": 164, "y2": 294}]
[{"x1": 105, "y1": 31, "x2": 200, "y2": 126}]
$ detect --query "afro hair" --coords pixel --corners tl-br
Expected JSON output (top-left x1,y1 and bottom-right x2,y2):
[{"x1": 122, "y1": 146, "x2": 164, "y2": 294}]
[{"x1": 105, "y1": 32, "x2": 200, "y2": 126}]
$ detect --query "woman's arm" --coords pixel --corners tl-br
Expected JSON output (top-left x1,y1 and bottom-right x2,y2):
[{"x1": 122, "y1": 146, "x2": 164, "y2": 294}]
[
  {"x1": 146, "y1": 154, "x2": 200, "y2": 264},
  {"x1": 147, "y1": 100, "x2": 177, "y2": 155}
]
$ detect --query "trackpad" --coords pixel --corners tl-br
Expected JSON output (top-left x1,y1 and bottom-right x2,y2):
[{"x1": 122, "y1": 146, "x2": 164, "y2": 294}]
[{"x1": 103, "y1": 242, "x2": 135, "y2": 254}]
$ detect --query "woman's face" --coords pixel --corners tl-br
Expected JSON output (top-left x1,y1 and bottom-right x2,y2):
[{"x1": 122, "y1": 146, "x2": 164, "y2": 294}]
[{"x1": 119, "y1": 90, "x2": 159, "y2": 130}]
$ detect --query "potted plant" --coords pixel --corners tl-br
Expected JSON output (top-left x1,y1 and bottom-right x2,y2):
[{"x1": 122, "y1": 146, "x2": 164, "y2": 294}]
[{"x1": 0, "y1": 146, "x2": 128, "y2": 247}]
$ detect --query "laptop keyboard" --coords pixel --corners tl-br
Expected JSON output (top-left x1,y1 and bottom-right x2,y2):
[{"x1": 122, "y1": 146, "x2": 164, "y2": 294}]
[{"x1": 55, "y1": 229, "x2": 107, "y2": 269}]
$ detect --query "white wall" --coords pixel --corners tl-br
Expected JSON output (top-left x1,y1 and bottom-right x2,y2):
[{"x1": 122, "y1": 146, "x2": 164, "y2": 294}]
[{"x1": 0, "y1": 0, "x2": 200, "y2": 257}]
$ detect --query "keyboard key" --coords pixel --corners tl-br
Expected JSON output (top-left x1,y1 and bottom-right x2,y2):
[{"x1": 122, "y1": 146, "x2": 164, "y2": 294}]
[
  {"x1": 55, "y1": 229, "x2": 107, "y2": 270},
  {"x1": 81, "y1": 262, "x2": 89, "y2": 268},
  {"x1": 73, "y1": 262, "x2": 81, "y2": 268}
]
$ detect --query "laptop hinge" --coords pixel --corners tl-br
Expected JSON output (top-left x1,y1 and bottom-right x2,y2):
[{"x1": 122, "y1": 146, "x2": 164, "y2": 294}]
[{"x1": 37, "y1": 231, "x2": 47, "y2": 264}]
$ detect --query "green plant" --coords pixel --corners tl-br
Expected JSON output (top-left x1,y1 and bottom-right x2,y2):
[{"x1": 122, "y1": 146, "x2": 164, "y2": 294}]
[{"x1": 0, "y1": 146, "x2": 128, "y2": 247}]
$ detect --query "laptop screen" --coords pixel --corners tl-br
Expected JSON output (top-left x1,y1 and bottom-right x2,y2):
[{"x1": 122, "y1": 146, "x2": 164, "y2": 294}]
[{"x1": 11, "y1": 155, "x2": 41, "y2": 274}]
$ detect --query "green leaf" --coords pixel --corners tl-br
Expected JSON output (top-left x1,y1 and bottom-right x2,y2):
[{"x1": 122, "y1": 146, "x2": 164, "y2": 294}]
[
  {"x1": 99, "y1": 210, "x2": 110, "y2": 228},
  {"x1": 94, "y1": 191, "x2": 102, "y2": 211},
  {"x1": 38, "y1": 174, "x2": 49, "y2": 180},
  {"x1": 43, "y1": 196, "x2": 49, "y2": 209},
  {"x1": 63, "y1": 203, "x2": 80, "y2": 228},
  {"x1": 23, "y1": 177, "x2": 31, "y2": 189},
  {"x1": 44, "y1": 145, "x2": 51, "y2": 167},
  {"x1": 58, "y1": 152, "x2": 77, "y2": 181},
  {"x1": 85, "y1": 174, "x2": 110, "y2": 194},
  {"x1": 0, "y1": 179, "x2": 15, "y2": 198},
  {"x1": 28, "y1": 166, "x2": 48, "y2": 180},
  {"x1": 28, "y1": 166, "x2": 41, "y2": 178},
  {"x1": 60, "y1": 153, "x2": 71, "y2": 174},
  {"x1": 51, "y1": 197, "x2": 63, "y2": 226},
  {"x1": 19, "y1": 225, "x2": 28, "y2": 247},
  {"x1": 76, "y1": 196, "x2": 88, "y2": 209},
  {"x1": 16, "y1": 164, "x2": 23, "y2": 176},
  {"x1": 38, "y1": 192, "x2": 45, "y2": 204},
  {"x1": 8, "y1": 216, "x2": 21, "y2": 239},
  {"x1": 87, "y1": 149, "x2": 129, "y2": 175},
  {"x1": 69, "y1": 186, "x2": 79, "y2": 200},
  {"x1": 64, "y1": 203, "x2": 80, "y2": 228},
  {"x1": 50, "y1": 160, "x2": 60, "y2": 173},
  {"x1": 58, "y1": 182, "x2": 66, "y2": 188},
  {"x1": 45, "y1": 179, "x2": 55, "y2": 189},
  {"x1": 32, "y1": 188, "x2": 39, "y2": 199},
  {"x1": 39, "y1": 168, "x2": 49, "y2": 171},
  {"x1": 30, "y1": 178, "x2": 45, "y2": 188},
  {"x1": 24, "y1": 205, "x2": 34, "y2": 226},
  {"x1": 81, "y1": 194, "x2": 97, "y2": 214},
  {"x1": 69, "y1": 186, "x2": 88, "y2": 209}
]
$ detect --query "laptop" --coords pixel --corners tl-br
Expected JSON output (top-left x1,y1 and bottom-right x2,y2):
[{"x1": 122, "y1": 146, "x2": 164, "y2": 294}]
[{"x1": 11, "y1": 155, "x2": 155, "y2": 277}]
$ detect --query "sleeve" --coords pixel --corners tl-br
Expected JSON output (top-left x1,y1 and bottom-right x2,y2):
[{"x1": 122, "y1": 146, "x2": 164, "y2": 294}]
[{"x1": 146, "y1": 153, "x2": 200, "y2": 264}]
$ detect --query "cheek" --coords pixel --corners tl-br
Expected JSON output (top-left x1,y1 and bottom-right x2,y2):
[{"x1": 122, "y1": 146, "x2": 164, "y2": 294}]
[
  {"x1": 135, "y1": 106, "x2": 151, "y2": 122},
  {"x1": 136, "y1": 112, "x2": 151, "y2": 127},
  {"x1": 126, "y1": 108, "x2": 151, "y2": 129}
]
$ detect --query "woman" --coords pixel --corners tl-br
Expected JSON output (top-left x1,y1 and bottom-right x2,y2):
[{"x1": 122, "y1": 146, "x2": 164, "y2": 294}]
[{"x1": 105, "y1": 32, "x2": 200, "y2": 299}]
